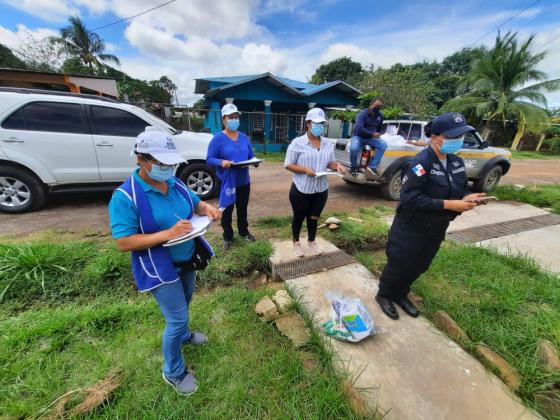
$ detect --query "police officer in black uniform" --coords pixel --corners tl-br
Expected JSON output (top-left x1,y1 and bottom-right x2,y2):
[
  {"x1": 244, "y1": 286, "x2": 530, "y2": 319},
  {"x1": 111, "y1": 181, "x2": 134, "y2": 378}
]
[{"x1": 375, "y1": 112, "x2": 487, "y2": 320}]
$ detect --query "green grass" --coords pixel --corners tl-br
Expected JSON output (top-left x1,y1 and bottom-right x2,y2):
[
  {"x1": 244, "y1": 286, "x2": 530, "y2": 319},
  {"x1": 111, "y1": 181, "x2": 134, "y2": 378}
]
[
  {"x1": 410, "y1": 244, "x2": 560, "y2": 416},
  {"x1": 510, "y1": 150, "x2": 560, "y2": 160},
  {"x1": 4, "y1": 203, "x2": 559, "y2": 417},
  {"x1": 495, "y1": 184, "x2": 560, "y2": 214},
  {"x1": 0, "y1": 234, "x2": 274, "y2": 312},
  {"x1": 321, "y1": 206, "x2": 390, "y2": 254},
  {"x1": 0, "y1": 287, "x2": 358, "y2": 418},
  {"x1": 254, "y1": 151, "x2": 286, "y2": 163},
  {"x1": 0, "y1": 241, "x2": 134, "y2": 311}
]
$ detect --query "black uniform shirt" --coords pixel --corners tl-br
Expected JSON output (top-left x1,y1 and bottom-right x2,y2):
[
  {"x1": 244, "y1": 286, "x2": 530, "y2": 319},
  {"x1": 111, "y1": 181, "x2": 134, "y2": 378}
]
[{"x1": 398, "y1": 146, "x2": 469, "y2": 222}]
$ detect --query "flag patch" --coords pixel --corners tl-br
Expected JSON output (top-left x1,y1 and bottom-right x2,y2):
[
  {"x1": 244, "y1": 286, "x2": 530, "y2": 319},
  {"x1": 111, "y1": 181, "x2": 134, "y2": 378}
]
[{"x1": 412, "y1": 164, "x2": 426, "y2": 177}]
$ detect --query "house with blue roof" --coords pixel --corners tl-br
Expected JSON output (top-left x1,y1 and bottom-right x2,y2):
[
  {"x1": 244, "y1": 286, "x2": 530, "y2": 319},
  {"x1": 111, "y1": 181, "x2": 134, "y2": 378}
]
[{"x1": 194, "y1": 72, "x2": 361, "y2": 151}]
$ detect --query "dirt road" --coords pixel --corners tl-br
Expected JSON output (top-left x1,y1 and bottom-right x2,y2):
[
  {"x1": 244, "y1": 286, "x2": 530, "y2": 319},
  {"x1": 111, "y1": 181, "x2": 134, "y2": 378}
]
[{"x1": 1, "y1": 159, "x2": 558, "y2": 237}]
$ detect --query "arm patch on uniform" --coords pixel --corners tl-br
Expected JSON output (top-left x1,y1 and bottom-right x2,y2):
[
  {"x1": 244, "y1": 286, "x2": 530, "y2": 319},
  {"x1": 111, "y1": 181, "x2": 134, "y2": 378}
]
[{"x1": 412, "y1": 164, "x2": 426, "y2": 177}]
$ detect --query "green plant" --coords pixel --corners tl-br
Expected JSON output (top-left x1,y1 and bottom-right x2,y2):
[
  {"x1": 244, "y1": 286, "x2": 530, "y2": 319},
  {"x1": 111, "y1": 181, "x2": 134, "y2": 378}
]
[
  {"x1": 198, "y1": 240, "x2": 273, "y2": 289},
  {"x1": 443, "y1": 32, "x2": 560, "y2": 149},
  {"x1": 543, "y1": 137, "x2": 560, "y2": 152},
  {"x1": 0, "y1": 242, "x2": 93, "y2": 302},
  {"x1": 51, "y1": 16, "x2": 120, "y2": 69}
]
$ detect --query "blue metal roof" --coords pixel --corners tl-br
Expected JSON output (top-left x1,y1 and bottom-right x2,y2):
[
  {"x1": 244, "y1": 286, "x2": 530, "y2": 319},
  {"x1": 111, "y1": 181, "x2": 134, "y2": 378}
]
[
  {"x1": 197, "y1": 75, "x2": 259, "y2": 84},
  {"x1": 276, "y1": 76, "x2": 315, "y2": 90},
  {"x1": 194, "y1": 72, "x2": 361, "y2": 106}
]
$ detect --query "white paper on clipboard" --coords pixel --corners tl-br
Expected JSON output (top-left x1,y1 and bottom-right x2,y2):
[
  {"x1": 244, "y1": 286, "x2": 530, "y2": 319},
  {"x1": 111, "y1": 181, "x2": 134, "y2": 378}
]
[{"x1": 163, "y1": 215, "x2": 213, "y2": 247}]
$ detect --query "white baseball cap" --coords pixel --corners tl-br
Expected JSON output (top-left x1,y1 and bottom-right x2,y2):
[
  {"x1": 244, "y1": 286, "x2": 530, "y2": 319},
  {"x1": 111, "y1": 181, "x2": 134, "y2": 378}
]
[
  {"x1": 221, "y1": 103, "x2": 240, "y2": 117},
  {"x1": 134, "y1": 129, "x2": 186, "y2": 165},
  {"x1": 305, "y1": 107, "x2": 326, "y2": 123}
]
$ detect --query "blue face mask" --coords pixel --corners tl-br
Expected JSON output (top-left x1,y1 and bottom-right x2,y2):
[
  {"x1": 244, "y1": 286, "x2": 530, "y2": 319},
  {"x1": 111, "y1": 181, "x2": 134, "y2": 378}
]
[
  {"x1": 310, "y1": 123, "x2": 324, "y2": 137},
  {"x1": 226, "y1": 119, "x2": 240, "y2": 131},
  {"x1": 440, "y1": 137, "x2": 464, "y2": 154},
  {"x1": 148, "y1": 164, "x2": 174, "y2": 182}
]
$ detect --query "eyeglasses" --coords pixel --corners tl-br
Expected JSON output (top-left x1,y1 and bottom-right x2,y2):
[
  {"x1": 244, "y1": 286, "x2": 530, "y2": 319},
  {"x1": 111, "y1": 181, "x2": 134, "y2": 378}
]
[{"x1": 144, "y1": 156, "x2": 174, "y2": 170}]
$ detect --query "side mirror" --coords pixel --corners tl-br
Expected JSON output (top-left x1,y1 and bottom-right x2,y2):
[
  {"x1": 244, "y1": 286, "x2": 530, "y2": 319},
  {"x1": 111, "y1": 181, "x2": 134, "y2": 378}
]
[{"x1": 479, "y1": 140, "x2": 489, "y2": 149}]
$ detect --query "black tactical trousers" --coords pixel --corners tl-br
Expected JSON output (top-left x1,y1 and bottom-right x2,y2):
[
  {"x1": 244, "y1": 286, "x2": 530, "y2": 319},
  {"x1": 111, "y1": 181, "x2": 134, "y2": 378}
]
[{"x1": 377, "y1": 216, "x2": 447, "y2": 300}]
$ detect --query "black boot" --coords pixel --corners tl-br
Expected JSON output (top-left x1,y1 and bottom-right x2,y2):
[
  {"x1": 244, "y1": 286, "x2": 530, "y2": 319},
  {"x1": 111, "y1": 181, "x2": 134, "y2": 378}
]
[
  {"x1": 395, "y1": 296, "x2": 420, "y2": 318},
  {"x1": 375, "y1": 295, "x2": 399, "y2": 320}
]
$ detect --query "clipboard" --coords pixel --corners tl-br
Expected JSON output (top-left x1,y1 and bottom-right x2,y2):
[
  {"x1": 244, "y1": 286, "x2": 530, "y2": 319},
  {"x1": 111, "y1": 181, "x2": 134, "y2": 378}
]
[
  {"x1": 230, "y1": 158, "x2": 263, "y2": 168},
  {"x1": 163, "y1": 215, "x2": 213, "y2": 247}
]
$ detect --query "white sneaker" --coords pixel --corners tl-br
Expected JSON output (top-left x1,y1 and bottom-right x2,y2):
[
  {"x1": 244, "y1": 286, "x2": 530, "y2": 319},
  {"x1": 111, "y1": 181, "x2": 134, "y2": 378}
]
[
  {"x1": 292, "y1": 242, "x2": 305, "y2": 258},
  {"x1": 306, "y1": 241, "x2": 322, "y2": 255}
]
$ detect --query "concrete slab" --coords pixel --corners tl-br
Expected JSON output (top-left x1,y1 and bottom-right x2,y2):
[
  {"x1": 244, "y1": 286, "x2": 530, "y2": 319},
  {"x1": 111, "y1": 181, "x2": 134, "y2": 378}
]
[
  {"x1": 447, "y1": 202, "x2": 548, "y2": 233},
  {"x1": 270, "y1": 237, "x2": 338, "y2": 264},
  {"x1": 383, "y1": 202, "x2": 547, "y2": 233},
  {"x1": 478, "y1": 224, "x2": 560, "y2": 274},
  {"x1": 284, "y1": 257, "x2": 538, "y2": 419}
]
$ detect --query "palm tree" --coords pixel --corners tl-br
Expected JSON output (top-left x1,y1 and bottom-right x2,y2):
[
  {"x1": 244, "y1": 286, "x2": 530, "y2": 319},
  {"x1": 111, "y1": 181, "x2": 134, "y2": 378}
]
[
  {"x1": 53, "y1": 16, "x2": 120, "y2": 70},
  {"x1": 443, "y1": 31, "x2": 560, "y2": 149}
]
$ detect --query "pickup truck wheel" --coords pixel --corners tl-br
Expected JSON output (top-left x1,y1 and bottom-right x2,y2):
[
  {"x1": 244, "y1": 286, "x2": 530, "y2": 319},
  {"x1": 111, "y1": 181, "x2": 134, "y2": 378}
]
[
  {"x1": 473, "y1": 165, "x2": 502, "y2": 192},
  {"x1": 380, "y1": 170, "x2": 402, "y2": 201},
  {"x1": 0, "y1": 165, "x2": 47, "y2": 213},
  {"x1": 180, "y1": 163, "x2": 217, "y2": 200}
]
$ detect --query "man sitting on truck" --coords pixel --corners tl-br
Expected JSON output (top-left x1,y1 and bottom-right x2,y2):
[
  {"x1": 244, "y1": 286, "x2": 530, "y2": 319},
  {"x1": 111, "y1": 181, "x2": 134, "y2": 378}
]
[{"x1": 349, "y1": 98, "x2": 386, "y2": 177}]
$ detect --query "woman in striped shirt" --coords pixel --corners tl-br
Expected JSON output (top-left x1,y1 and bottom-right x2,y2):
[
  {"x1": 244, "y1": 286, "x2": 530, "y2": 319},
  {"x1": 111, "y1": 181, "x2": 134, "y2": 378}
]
[{"x1": 284, "y1": 108, "x2": 345, "y2": 257}]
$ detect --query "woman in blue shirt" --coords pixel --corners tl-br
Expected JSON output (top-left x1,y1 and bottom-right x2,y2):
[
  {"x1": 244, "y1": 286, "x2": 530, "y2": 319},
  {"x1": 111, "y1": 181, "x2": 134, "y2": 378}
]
[
  {"x1": 109, "y1": 129, "x2": 221, "y2": 396},
  {"x1": 207, "y1": 103, "x2": 256, "y2": 249}
]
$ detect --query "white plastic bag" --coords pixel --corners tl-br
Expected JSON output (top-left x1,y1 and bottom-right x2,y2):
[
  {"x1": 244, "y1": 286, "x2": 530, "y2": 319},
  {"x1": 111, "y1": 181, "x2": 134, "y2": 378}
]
[{"x1": 321, "y1": 292, "x2": 376, "y2": 342}]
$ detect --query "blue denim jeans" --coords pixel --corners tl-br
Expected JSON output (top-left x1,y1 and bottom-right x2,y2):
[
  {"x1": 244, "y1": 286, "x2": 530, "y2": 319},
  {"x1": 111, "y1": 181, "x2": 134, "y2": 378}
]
[
  {"x1": 151, "y1": 270, "x2": 196, "y2": 379},
  {"x1": 349, "y1": 136, "x2": 387, "y2": 170}
]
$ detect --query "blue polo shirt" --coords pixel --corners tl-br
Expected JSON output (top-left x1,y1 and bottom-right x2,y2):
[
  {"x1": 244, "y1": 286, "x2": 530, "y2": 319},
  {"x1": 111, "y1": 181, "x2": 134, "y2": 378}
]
[
  {"x1": 109, "y1": 169, "x2": 201, "y2": 262},
  {"x1": 207, "y1": 131, "x2": 254, "y2": 187}
]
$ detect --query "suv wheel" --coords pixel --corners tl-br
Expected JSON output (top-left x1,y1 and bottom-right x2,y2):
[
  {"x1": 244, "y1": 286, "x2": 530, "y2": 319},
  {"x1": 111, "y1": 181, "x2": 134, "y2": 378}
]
[
  {"x1": 380, "y1": 170, "x2": 402, "y2": 201},
  {"x1": 180, "y1": 163, "x2": 217, "y2": 200},
  {"x1": 473, "y1": 165, "x2": 502, "y2": 192},
  {"x1": 0, "y1": 166, "x2": 47, "y2": 213}
]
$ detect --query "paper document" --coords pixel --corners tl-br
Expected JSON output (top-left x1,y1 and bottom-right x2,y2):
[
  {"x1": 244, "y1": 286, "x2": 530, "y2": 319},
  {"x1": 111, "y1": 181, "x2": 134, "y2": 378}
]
[
  {"x1": 231, "y1": 158, "x2": 263, "y2": 167},
  {"x1": 163, "y1": 214, "x2": 213, "y2": 247},
  {"x1": 315, "y1": 171, "x2": 342, "y2": 177}
]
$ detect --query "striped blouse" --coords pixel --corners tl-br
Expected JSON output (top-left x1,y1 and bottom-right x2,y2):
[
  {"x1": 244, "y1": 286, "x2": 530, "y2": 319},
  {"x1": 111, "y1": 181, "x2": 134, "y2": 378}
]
[{"x1": 284, "y1": 134, "x2": 336, "y2": 194}]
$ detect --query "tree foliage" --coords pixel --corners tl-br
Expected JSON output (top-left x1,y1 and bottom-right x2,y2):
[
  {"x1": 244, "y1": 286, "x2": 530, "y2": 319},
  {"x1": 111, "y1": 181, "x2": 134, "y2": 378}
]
[
  {"x1": 0, "y1": 20, "x2": 175, "y2": 104},
  {"x1": 0, "y1": 44, "x2": 27, "y2": 69},
  {"x1": 358, "y1": 65, "x2": 438, "y2": 118},
  {"x1": 13, "y1": 35, "x2": 68, "y2": 72},
  {"x1": 442, "y1": 31, "x2": 560, "y2": 147},
  {"x1": 310, "y1": 56, "x2": 363, "y2": 85},
  {"x1": 52, "y1": 16, "x2": 120, "y2": 70}
]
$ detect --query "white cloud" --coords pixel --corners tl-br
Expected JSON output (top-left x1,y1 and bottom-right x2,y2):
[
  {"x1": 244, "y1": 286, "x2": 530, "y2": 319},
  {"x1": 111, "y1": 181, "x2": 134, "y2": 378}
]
[
  {"x1": 4, "y1": 0, "x2": 80, "y2": 22},
  {"x1": 116, "y1": 0, "x2": 262, "y2": 41},
  {"x1": 0, "y1": 24, "x2": 58, "y2": 49},
  {"x1": 104, "y1": 42, "x2": 118, "y2": 53},
  {"x1": 121, "y1": 20, "x2": 287, "y2": 104},
  {"x1": 3, "y1": 0, "x2": 560, "y2": 107}
]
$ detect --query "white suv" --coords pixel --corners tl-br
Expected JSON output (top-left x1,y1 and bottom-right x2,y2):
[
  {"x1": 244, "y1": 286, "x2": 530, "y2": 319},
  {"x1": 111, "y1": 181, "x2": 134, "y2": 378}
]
[{"x1": 0, "y1": 88, "x2": 217, "y2": 213}]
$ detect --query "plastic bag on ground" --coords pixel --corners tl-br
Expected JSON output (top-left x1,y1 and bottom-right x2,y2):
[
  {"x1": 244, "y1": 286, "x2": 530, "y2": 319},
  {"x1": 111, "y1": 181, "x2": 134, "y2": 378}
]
[{"x1": 321, "y1": 292, "x2": 376, "y2": 342}]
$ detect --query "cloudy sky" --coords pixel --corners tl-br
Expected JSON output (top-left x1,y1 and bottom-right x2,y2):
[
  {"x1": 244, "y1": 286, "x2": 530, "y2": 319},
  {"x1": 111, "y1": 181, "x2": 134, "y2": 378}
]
[{"x1": 1, "y1": 0, "x2": 559, "y2": 106}]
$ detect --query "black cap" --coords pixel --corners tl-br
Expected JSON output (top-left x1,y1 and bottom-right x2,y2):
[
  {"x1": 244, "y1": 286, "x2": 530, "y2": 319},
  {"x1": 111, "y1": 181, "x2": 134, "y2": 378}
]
[{"x1": 430, "y1": 112, "x2": 475, "y2": 138}]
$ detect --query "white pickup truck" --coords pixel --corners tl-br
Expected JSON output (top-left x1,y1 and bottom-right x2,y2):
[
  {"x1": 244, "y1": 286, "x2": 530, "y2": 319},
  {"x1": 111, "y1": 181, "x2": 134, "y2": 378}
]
[{"x1": 0, "y1": 88, "x2": 217, "y2": 213}]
